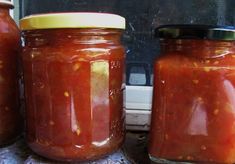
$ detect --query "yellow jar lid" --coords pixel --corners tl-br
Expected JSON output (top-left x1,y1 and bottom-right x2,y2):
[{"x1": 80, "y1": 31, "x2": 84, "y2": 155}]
[{"x1": 20, "y1": 12, "x2": 126, "y2": 30}]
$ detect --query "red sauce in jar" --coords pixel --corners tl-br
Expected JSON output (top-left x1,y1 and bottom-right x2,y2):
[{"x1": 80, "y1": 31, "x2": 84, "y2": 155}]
[
  {"x1": 20, "y1": 13, "x2": 126, "y2": 162},
  {"x1": 0, "y1": 1, "x2": 22, "y2": 146},
  {"x1": 149, "y1": 25, "x2": 235, "y2": 163}
]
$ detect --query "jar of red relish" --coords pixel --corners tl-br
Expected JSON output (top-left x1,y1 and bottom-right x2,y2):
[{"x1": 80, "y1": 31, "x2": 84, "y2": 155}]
[
  {"x1": 149, "y1": 25, "x2": 235, "y2": 163},
  {"x1": 20, "y1": 13, "x2": 126, "y2": 161},
  {"x1": 0, "y1": 0, "x2": 22, "y2": 146}
]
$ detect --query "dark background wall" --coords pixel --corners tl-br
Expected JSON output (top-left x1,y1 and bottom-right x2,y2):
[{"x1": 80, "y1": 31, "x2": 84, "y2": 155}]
[{"x1": 20, "y1": 0, "x2": 235, "y2": 86}]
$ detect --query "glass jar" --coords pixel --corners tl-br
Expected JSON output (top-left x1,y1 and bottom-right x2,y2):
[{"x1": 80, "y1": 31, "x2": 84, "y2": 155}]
[
  {"x1": 20, "y1": 13, "x2": 126, "y2": 162},
  {"x1": 149, "y1": 25, "x2": 235, "y2": 163},
  {"x1": 0, "y1": 0, "x2": 22, "y2": 146}
]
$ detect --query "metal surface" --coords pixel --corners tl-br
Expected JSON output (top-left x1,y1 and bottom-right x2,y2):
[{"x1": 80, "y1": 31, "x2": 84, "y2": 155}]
[
  {"x1": 0, "y1": 132, "x2": 150, "y2": 164},
  {"x1": 0, "y1": 139, "x2": 130, "y2": 164}
]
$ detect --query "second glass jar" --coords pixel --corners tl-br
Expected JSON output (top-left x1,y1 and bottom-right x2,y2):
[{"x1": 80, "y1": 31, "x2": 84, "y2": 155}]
[
  {"x1": 149, "y1": 25, "x2": 235, "y2": 163},
  {"x1": 20, "y1": 13, "x2": 126, "y2": 162}
]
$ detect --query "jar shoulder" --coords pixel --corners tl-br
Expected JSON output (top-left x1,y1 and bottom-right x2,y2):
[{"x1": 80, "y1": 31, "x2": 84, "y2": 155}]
[
  {"x1": 0, "y1": 15, "x2": 20, "y2": 48},
  {"x1": 0, "y1": 15, "x2": 19, "y2": 33}
]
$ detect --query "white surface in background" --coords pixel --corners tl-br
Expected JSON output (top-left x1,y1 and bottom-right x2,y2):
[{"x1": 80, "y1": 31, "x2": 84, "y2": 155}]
[
  {"x1": 126, "y1": 110, "x2": 151, "y2": 131},
  {"x1": 125, "y1": 85, "x2": 153, "y2": 131},
  {"x1": 10, "y1": 9, "x2": 13, "y2": 18},
  {"x1": 10, "y1": 0, "x2": 13, "y2": 18},
  {"x1": 126, "y1": 85, "x2": 153, "y2": 110}
]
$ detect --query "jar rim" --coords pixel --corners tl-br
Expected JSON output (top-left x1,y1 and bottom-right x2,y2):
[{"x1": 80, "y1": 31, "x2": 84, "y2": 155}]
[
  {"x1": 20, "y1": 12, "x2": 126, "y2": 31},
  {"x1": 155, "y1": 24, "x2": 235, "y2": 41}
]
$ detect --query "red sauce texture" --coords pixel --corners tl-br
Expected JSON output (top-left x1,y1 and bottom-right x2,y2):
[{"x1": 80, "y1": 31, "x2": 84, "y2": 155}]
[
  {"x1": 22, "y1": 29, "x2": 125, "y2": 161},
  {"x1": 149, "y1": 40, "x2": 235, "y2": 163},
  {"x1": 0, "y1": 5, "x2": 22, "y2": 146}
]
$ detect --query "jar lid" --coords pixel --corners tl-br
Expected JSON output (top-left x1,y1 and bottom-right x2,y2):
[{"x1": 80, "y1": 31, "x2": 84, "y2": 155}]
[
  {"x1": 20, "y1": 12, "x2": 126, "y2": 30},
  {"x1": 0, "y1": 0, "x2": 14, "y2": 8},
  {"x1": 155, "y1": 25, "x2": 235, "y2": 41}
]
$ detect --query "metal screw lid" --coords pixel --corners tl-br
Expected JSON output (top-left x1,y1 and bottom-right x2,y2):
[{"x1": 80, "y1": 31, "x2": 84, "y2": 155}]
[
  {"x1": 0, "y1": 0, "x2": 14, "y2": 8},
  {"x1": 155, "y1": 24, "x2": 235, "y2": 41}
]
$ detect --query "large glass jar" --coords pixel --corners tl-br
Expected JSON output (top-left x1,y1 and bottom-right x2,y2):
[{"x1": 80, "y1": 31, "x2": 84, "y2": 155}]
[
  {"x1": 20, "y1": 13, "x2": 126, "y2": 162},
  {"x1": 149, "y1": 25, "x2": 235, "y2": 163},
  {"x1": 0, "y1": 0, "x2": 22, "y2": 146}
]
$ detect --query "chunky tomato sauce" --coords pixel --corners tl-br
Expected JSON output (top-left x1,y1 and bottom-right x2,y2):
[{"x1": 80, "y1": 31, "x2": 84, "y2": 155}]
[
  {"x1": 0, "y1": 5, "x2": 22, "y2": 146},
  {"x1": 149, "y1": 39, "x2": 235, "y2": 163},
  {"x1": 22, "y1": 29, "x2": 125, "y2": 161}
]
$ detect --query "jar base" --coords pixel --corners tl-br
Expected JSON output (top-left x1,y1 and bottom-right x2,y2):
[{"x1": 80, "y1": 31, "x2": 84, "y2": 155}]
[
  {"x1": 31, "y1": 146, "x2": 121, "y2": 162},
  {"x1": 28, "y1": 139, "x2": 124, "y2": 162},
  {"x1": 149, "y1": 154, "x2": 193, "y2": 164}
]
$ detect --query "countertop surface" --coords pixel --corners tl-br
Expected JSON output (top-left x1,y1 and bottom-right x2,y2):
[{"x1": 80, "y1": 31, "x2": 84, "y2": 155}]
[{"x1": 0, "y1": 132, "x2": 151, "y2": 164}]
